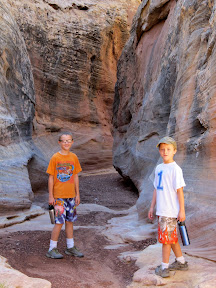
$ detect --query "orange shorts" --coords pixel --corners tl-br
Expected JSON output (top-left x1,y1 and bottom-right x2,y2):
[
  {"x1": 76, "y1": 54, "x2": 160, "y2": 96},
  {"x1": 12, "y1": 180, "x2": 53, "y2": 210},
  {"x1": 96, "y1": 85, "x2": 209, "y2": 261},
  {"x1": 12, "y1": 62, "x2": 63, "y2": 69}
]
[{"x1": 158, "y1": 216, "x2": 178, "y2": 244}]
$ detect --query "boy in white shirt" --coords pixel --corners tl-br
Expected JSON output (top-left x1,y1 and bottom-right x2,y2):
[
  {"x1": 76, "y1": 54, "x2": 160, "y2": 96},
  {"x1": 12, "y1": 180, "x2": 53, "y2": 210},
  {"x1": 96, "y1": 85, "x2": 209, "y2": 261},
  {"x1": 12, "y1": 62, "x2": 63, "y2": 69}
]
[{"x1": 148, "y1": 136, "x2": 188, "y2": 278}]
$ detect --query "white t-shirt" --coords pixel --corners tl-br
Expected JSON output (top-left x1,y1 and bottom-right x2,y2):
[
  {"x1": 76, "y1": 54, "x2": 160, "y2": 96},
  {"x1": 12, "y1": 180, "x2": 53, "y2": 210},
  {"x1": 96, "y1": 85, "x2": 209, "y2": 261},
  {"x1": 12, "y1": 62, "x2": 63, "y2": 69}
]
[{"x1": 154, "y1": 161, "x2": 186, "y2": 218}]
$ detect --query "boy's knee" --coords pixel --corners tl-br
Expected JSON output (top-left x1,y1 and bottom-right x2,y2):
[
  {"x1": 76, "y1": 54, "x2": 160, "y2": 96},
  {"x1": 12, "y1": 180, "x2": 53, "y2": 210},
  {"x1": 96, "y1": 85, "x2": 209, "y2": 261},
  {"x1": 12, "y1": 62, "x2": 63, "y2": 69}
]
[
  {"x1": 163, "y1": 243, "x2": 171, "y2": 247},
  {"x1": 55, "y1": 222, "x2": 63, "y2": 226},
  {"x1": 65, "y1": 220, "x2": 73, "y2": 225}
]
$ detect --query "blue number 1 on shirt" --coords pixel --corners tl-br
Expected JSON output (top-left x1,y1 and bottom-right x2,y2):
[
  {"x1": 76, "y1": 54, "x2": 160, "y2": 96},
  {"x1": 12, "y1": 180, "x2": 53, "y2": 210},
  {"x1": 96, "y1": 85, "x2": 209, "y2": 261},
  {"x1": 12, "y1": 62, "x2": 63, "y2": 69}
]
[{"x1": 157, "y1": 171, "x2": 163, "y2": 190}]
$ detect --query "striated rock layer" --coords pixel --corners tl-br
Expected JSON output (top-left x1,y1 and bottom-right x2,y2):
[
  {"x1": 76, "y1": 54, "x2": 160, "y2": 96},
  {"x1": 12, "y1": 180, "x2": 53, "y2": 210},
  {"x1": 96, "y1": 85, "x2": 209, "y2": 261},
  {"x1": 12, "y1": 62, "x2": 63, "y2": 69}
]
[
  {"x1": 113, "y1": 0, "x2": 216, "y2": 261},
  {"x1": 4, "y1": 0, "x2": 141, "y2": 192},
  {"x1": 0, "y1": 2, "x2": 35, "y2": 213},
  {"x1": 0, "y1": 0, "x2": 140, "y2": 208}
]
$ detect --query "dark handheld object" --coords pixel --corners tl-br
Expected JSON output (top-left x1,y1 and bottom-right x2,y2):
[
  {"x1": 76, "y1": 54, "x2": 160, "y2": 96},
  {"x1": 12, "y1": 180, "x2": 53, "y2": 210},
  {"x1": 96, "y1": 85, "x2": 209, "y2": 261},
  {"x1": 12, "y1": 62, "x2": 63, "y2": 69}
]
[
  {"x1": 49, "y1": 205, "x2": 55, "y2": 224},
  {"x1": 178, "y1": 221, "x2": 190, "y2": 246}
]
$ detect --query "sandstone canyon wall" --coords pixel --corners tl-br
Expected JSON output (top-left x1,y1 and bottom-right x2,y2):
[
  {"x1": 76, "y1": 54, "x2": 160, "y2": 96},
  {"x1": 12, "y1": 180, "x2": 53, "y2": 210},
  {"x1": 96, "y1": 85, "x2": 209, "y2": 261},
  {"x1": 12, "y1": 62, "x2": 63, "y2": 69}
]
[
  {"x1": 113, "y1": 0, "x2": 216, "y2": 261},
  {"x1": 4, "y1": 0, "x2": 141, "y2": 197},
  {"x1": 0, "y1": 2, "x2": 35, "y2": 213},
  {"x1": 0, "y1": 0, "x2": 140, "y2": 211}
]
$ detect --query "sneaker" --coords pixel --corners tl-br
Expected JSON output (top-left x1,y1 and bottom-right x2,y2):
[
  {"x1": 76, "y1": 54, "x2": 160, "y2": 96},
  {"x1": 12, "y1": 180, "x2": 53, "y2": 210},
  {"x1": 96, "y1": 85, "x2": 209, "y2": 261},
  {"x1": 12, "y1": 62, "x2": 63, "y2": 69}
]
[
  {"x1": 155, "y1": 265, "x2": 170, "y2": 278},
  {"x1": 169, "y1": 260, "x2": 188, "y2": 271},
  {"x1": 46, "y1": 248, "x2": 63, "y2": 259},
  {"x1": 65, "y1": 246, "x2": 84, "y2": 257}
]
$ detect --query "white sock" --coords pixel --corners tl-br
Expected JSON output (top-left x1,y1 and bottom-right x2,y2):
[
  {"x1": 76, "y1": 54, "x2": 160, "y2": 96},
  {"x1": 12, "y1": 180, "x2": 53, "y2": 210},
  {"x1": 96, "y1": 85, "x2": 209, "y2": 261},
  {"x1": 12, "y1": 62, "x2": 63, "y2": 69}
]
[
  {"x1": 66, "y1": 238, "x2": 74, "y2": 249},
  {"x1": 161, "y1": 262, "x2": 169, "y2": 270},
  {"x1": 49, "y1": 240, "x2": 57, "y2": 251},
  {"x1": 176, "y1": 256, "x2": 185, "y2": 264}
]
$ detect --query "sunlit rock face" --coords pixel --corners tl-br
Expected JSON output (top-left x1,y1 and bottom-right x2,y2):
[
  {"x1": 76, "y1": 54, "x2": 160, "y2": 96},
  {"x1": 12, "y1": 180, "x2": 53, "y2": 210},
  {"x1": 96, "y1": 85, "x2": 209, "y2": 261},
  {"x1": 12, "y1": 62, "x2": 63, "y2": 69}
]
[
  {"x1": 4, "y1": 0, "x2": 141, "y2": 178},
  {"x1": 0, "y1": 2, "x2": 35, "y2": 213},
  {"x1": 113, "y1": 0, "x2": 216, "y2": 261},
  {"x1": 0, "y1": 255, "x2": 51, "y2": 288}
]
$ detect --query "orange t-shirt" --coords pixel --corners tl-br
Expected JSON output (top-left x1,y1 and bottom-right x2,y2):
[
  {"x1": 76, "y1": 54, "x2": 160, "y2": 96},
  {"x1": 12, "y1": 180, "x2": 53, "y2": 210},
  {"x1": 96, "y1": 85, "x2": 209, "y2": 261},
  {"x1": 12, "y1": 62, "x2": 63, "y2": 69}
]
[{"x1": 46, "y1": 152, "x2": 82, "y2": 198}]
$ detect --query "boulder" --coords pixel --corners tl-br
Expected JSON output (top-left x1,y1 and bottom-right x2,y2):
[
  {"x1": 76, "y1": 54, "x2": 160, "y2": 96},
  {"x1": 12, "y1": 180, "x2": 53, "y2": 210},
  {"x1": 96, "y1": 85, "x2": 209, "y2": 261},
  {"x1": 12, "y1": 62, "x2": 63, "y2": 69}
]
[
  {"x1": 0, "y1": 255, "x2": 51, "y2": 288},
  {"x1": 113, "y1": 0, "x2": 216, "y2": 261}
]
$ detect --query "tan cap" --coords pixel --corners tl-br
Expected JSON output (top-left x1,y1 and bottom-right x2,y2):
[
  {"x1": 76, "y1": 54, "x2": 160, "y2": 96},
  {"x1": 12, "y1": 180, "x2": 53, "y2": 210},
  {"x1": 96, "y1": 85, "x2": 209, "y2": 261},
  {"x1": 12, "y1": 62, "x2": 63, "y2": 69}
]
[{"x1": 156, "y1": 136, "x2": 177, "y2": 150}]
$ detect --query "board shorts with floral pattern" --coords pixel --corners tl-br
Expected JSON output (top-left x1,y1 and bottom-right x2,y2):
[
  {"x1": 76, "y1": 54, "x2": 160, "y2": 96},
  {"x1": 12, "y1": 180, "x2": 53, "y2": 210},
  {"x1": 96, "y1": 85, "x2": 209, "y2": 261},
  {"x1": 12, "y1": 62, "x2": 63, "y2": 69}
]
[
  {"x1": 158, "y1": 216, "x2": 178, "y2": 244},
  {"x1": 54, "y1": 198, "x2": 77, "y2": 224}
]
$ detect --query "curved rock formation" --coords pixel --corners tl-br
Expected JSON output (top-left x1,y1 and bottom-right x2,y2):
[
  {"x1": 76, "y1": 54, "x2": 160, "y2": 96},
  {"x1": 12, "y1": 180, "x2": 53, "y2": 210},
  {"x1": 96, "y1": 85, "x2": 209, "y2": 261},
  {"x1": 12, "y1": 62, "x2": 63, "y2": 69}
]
[
  {"x1": 0, "y1": 2, "x2": 35, "y2": 213},
  {"x1": 113, "y1": 0, "x2": 216, "y2": 261}
]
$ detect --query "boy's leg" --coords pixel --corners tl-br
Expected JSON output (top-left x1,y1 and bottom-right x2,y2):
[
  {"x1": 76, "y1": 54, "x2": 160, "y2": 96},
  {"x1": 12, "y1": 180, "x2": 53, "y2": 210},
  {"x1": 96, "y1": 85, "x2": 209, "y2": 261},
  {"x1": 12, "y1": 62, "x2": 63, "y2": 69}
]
[
  {"x1": 155, "y1": 244, "x2": 171, "y2": 278},
  {"x1": 65, "y1": 221, "x2": 73, "y2": 239},
  {"x1": 46, "y1": 199, "x2": 65, "y2": 259},
  {"x1": 156, "y1": 216, "x2": 179, "y2": 277},
  {"x1": 50, "y1": 200, "x2": 65, "y2": 243},
  {"x1": 171, "y1": 241, "x2": 182, "y2": 258},
  {"x1": 65, "y1": 221, "x2": 74, "y2": 248},
  {"x1": 64, "y1": 221, "x2": 83, "y2": 257},
  {"x1": 65, "y1": 198, "x2": 75, "y2": 249},
  {"x1": 46, "y1": 224, "x2": 64, "y2": 259},
  {"x1": 170, "y1": 241, "x2": 188, "y2": 270},
  {"x1": 51, "y1": 223, "x2": 64, "y2": 241},
  {"x1": 64, "y1": 198, "x2": 84, "y2": 257},
  {"x1": 162, "y1": 243, "x2": 172, "y2": 264}
]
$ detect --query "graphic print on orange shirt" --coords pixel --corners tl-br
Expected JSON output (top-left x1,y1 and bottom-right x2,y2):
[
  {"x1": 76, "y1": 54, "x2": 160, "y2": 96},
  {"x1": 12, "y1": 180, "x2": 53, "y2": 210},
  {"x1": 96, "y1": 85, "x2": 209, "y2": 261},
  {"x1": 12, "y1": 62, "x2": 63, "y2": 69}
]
[{"x1": 56, "y1": 161, "x2": 75, "y2": 183}]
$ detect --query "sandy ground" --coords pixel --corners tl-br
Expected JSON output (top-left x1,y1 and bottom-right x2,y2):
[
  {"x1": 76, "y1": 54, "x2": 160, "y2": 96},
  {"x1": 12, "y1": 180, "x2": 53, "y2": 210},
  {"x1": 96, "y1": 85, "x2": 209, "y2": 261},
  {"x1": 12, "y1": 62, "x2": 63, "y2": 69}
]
[{"x1": 0, "y1": 172, "x2": 156, "y2": 288}]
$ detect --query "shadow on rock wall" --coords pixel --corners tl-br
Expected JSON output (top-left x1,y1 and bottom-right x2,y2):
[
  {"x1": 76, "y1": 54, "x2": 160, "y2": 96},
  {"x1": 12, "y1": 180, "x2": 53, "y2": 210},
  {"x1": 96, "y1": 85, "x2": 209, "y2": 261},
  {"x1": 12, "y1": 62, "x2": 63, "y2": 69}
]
[{"x1": 113, "y1": 0, "x2": 216, "y2": 261}]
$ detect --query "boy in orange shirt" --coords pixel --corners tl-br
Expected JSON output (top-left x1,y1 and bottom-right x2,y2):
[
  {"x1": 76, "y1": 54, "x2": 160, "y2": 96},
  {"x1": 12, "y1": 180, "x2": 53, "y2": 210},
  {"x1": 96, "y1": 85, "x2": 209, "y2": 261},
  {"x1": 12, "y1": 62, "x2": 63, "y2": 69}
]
[{"x1": 46, "y1": 132, "x2": 83, "y2": 259}]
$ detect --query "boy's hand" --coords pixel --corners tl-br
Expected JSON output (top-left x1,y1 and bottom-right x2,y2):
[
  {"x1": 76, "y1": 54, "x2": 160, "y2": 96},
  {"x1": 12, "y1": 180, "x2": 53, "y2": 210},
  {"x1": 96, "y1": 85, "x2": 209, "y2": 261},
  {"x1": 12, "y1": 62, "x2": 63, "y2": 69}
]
[
  {"x1": 75, "y1": 194, "x2": 80, "y2": 206},
  {"x1": 177, "y1": 187, "x2": 185, "y2": 222},
  {"x1": 148, "y1": 207, "x2": 154, "y2": 220},
  {"x1": 49, "y1": 196, "x2": 55, "y2": 206},
  {"x1": 177, "y1": 210, "x2": 186, "y2": 222}
]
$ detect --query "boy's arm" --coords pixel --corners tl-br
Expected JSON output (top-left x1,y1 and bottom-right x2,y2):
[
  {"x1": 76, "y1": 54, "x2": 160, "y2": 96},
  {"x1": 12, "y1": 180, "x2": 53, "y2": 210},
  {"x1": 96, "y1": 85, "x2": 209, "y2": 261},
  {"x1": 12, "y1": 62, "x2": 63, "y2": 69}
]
[
  {"x1": 177, "y1": 187, "x2": 185, "y2": 222},
  {"x1": 74, "y1": 174, "x2": 80, "y2": 206},
  {"x1": 148, "y1": 189, "x2": 156, "y2": 220},
  {"x1": 48, "y1": 175, "x2": 55, "y2": 205}
]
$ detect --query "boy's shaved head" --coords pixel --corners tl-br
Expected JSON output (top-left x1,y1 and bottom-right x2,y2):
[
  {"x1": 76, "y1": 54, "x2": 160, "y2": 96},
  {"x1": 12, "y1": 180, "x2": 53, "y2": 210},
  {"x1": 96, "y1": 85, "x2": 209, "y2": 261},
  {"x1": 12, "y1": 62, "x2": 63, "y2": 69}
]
[{"x1": 58, "y1": 132, "x2": 73, "y2": 141}]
